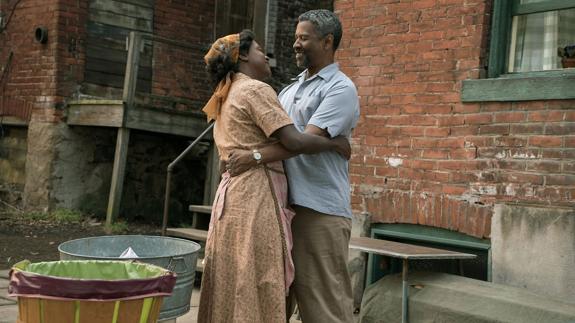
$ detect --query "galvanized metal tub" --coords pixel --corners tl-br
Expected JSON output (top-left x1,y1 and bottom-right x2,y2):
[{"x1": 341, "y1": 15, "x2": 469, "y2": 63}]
[{"x1": 58, "y1": 235, "x2": 201, "y2": 321}]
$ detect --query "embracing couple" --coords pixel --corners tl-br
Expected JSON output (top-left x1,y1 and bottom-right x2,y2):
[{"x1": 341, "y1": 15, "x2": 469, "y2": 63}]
[{"x1": 197, "y1": 9, "x2": 360, "y2": 323}]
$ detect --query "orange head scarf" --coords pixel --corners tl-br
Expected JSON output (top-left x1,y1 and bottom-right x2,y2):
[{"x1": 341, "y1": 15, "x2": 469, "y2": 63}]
[{"x1": 202, "y1": 34, "x2": 240, "y2": 122}]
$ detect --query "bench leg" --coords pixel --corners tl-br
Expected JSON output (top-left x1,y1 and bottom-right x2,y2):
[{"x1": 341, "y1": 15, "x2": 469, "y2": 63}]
[{"x1": 402, "y1": 259, "x2": 408, "y2": 323}]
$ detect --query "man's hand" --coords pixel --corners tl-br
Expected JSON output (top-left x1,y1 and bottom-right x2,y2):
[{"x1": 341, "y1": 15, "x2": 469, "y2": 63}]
[
  {"x1": 332, "y1": 136, "x2": 351, "y2": 160},
  {"x1": 227, "y1": 149, "x2": 256, "y2": 177}
]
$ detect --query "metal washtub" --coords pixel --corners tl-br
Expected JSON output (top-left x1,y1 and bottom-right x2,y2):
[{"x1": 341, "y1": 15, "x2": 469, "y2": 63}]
[{"x1": 58, "y1": 235, "x2": 201, "y2": 321}]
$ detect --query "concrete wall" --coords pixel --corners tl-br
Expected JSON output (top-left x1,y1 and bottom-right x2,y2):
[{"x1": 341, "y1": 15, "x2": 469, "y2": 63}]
[
  {"x1": 492, "y1": 204, "x2": 575, "y2": 303},
  {"x1": 50, "y1": 126, "x2": 116, "y2": 215}
]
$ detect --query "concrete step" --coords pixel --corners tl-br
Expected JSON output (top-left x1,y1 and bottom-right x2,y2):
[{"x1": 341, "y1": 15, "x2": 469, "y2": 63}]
[{"x1": 188, "y1": 205, "x2": 212, "y2": 214}]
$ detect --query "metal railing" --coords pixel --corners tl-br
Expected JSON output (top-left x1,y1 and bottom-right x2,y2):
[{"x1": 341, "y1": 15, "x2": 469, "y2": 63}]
[{"x1": 161, "y1": 122, "x2": 214, "y2": 235}]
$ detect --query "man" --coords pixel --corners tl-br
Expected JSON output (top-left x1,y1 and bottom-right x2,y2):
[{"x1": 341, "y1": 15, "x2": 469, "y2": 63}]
[{"x1": 280, "y1": 9, "x2": 359, "y2": 323}]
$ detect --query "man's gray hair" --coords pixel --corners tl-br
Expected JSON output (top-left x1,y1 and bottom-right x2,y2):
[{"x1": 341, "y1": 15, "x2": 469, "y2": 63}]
[{"x1": 298, "y1": 9, "x2": 343, "y2": 50}]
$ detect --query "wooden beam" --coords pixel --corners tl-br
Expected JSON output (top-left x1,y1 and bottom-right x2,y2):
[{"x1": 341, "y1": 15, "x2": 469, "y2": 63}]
[
  {"x1": 66, "y1": 100, "x2": 208, "y2": 137},
  {"x1": 0, "y1": 116, "x2": 28, "y2": 126},
  {"x1": 106, "y1": 127, "x2": 130, "y2": 227},
  {"x1": 67, "y1": 100, "x2": 124, "y2": 127},
  {"x1": 106, "y1": 32, "x2": 142, "y2": 227},
  {"x1": 125, "y1": 107, "x2": 208, "y2": 138}
]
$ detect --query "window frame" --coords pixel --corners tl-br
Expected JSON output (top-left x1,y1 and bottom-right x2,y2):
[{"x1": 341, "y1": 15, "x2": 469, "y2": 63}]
[{"x1": 462, "y1": 0, "x2": 575, "y2": 102}]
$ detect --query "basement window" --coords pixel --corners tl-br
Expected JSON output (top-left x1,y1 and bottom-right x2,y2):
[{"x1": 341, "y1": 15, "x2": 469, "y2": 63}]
[
  {"x1": 462, "y1": 0, "x2": 575, "y2": 102},
  {"x1": 366, "y1": 224, "x2": 491, "y2": 285}
]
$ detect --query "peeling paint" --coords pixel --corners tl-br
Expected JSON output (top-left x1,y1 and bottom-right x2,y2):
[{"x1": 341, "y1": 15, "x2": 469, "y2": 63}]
[
  {"x1": 387, "y1": 157, "x2": 403, "y2": 167},
  {"x1": 470, "y1": 184, "x2": 498, "y2": 196},
  {"x1": 457, "y1": 193, "x2": 481, "y2": 204},
  {"x1": 495, "y1": 151, "x2": 506, "y2": 159},
  {"x1": 511, "y1": 151, "x2": 538, "y2": 159},
  {"x1": 505, "y1": 184, "x2": 516, "y2": 196},
  {"x1": 359, "y1": 185, "x2": 384, "y2": 196}
]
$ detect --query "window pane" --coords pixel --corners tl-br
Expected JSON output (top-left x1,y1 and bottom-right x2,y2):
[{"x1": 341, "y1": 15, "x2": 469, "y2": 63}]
[{"x1": 508, "y1": 8, "x2": 575, "y2": 72}]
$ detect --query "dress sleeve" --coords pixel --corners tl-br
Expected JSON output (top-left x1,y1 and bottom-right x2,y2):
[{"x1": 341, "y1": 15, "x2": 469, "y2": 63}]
[{"x1": 247, "y1": 83, "x2": 294, "y2": 137}]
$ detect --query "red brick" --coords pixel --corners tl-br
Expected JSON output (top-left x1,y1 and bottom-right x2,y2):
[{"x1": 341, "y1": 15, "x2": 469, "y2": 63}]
[
  {"x1": 422, "y1": 150, "x2": 449, "y2": 159},
  {"x1": 465, "y1": 113, "x2": 493, "y2": 125},
  {"x1": 528, "y1": 110, "x2": 565, "y2": 122},
  {"x1": 529, "y1": 136, "x2": 563, "y2": 148},
  {"x1": 510, "y1": 123, "x2": 544, "y2": 135}
]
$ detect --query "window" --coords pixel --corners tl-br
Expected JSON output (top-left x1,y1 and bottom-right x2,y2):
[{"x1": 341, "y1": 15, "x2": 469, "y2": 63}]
[
  {"x1": 366, "y1": 224, "x2": 491, "y2": 285},
  {"x1": 462, "y1": 0, "x2": 575, "y2": 102},
  {"x1": 508, "y1": 1, "x2": 575, "y2": 73}
]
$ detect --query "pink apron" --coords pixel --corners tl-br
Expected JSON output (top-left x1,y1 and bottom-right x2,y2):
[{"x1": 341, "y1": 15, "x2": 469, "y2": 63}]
[{"x1": 206, "y1": 161, "x2": 295, "y2": 295}]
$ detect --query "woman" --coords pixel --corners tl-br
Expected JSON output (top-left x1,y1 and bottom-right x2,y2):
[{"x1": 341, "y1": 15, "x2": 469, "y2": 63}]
[{"x1": 197, "y1": 30, "x2": 350, "y2": 323}]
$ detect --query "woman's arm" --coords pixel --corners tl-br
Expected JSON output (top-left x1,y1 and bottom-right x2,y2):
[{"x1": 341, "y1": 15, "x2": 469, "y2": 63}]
[{"x1": 226, "y1": 124, "x2": 350, "y2": 176}]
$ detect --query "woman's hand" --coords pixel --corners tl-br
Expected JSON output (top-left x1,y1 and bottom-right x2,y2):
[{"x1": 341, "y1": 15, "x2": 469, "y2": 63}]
[
  {"x1": 226, "y1": 149, "x2": 256, "y2": 176},
  {"x1": 333, "y1": 136, "x2": 351, "y2": 160}
]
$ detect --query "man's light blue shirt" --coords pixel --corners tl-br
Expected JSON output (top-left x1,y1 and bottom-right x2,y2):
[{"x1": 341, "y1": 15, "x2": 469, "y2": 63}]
[{"x1": 278, "y1": 63, "x2": 360, "y2": 218}]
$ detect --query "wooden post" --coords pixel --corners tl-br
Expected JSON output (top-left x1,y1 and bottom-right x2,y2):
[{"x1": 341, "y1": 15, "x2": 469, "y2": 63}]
[
  {"x1": 252, "y1": 0, "x2": 268, "y2": 48},
  {"x1": 106, "y1": 32, "x2": 142, "y2": 228}
]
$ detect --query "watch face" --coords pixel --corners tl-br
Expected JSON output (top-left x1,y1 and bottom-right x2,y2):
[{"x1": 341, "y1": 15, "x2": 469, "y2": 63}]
[{"x1": 253, "y1": 151, "x2": 262, "y2": 160}]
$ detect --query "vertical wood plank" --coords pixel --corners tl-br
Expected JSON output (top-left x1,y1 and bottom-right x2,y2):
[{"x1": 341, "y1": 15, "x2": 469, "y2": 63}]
[
  {"x1": 18, "y1": 298, "x2": 41, "y2": 323},
  {"x1": 78, "y1": 300, "x2": 116, "y2": 323},
  {"x1": 106, "y1": 32, "x2": 142, "y2": 227},
  {"x1": 106, "y1": 127, "x2": 131, "y2": 227},
  {"x1": 252, "y1": 0, "x2": 268, "y2": 48},
  {"x1": 42, "y1": 300, "x2": 75, "y2": 323},
  {"x1": 146, "y1": 298, "x2": 163, "y2": 323},
  {"x1": 116, "y1": 299, "x2": 145, "y2": 323}
]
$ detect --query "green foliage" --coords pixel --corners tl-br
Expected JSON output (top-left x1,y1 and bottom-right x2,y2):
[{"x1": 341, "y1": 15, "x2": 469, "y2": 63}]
[
  {"x1": 107, "y1": 220, "x2": 130, "y2": 234},
  {"x1": 21, "y1": 211, "x2": 51, "y2": 221},
  {"x1": 20, "y1": 208, "x2": 84, "y2": 223},
  {"x1": 51, "y1": 209, "x2": 83, "y2": 223}
]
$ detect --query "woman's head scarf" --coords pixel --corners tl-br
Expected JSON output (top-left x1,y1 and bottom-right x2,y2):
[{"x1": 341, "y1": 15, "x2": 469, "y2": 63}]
[{"x1": 202, "y1": 34, "x2": 240, "y2": 122}]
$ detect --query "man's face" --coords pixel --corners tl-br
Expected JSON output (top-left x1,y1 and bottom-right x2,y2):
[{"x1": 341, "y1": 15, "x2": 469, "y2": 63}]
[{"x1": 293, "y1": 21, "x2": 325, "y2": 69}]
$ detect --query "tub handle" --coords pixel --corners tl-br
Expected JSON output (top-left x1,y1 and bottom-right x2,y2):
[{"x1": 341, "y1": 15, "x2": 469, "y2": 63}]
[{"x1": 167, "y1": 256, "x2": 188, "y2": 273}]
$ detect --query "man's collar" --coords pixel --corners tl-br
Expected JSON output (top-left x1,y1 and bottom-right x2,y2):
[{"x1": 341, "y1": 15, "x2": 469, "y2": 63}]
[{"x1": 297, "y1": 63, "x2": 339, "y2": 82}]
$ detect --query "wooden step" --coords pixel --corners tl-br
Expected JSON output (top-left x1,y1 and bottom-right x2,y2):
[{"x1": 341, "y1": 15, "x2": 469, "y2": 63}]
[
  {"x1": 189, "y1": 204, "x2": 213, "y2": 214},
  {"x1": 166, "y1": 227, "x2": 208, "y2": 242}
]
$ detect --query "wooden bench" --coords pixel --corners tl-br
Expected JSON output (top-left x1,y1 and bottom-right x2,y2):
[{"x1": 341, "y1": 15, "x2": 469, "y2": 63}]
[{"x1": 349, "y1": 237, "x2": 477, "y2": 323}]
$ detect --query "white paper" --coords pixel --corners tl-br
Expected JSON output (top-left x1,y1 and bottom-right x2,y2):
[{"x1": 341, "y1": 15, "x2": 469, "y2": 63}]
[{"x1": 119, "y1": 247, "x2": 139, "y2": 258}]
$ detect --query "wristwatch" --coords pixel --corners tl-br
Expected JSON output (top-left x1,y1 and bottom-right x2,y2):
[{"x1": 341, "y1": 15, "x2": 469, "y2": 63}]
[{"x1": 252, "y1": 149, "x2": 262, "y2": 164}]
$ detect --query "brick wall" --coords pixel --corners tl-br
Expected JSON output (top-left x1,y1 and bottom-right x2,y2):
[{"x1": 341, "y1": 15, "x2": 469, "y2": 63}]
[
  {"x1": 152, "y1": 0, "x2": 215, "y2": 110},
  {"x1": 336, "y1": 0, "x2": 575, "y2": 239},
  {"x1": 0, "y1": 0, "x2": 62, "y2": 121},
  {"x1": 0, "y1": 0, "x2": 87, "y2": 122}
]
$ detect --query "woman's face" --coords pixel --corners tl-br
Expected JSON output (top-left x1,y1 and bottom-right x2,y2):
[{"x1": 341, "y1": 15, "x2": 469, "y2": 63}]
[{"x1": 246, "y1": 40, "x2": 271, "y2": 80}]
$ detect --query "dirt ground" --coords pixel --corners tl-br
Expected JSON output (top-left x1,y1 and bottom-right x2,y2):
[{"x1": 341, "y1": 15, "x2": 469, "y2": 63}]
[{"x1": 0, "y1": 211, "x2": 161, "y2": 270}]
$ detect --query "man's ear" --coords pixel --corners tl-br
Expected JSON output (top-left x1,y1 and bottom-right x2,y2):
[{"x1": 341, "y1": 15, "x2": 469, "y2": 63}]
[
  {"x1": 238, "y1": 53, "x2": 249, "y2": 62},
  {"x1": 323, "y1": 34, "x2": 334, "y2": 51}
]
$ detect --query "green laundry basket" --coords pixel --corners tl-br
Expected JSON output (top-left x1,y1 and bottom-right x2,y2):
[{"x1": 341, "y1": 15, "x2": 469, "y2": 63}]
[{"x1": 9, "y1": 260, "x2": 176, "y2": 323}]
